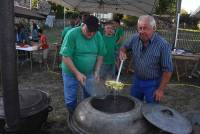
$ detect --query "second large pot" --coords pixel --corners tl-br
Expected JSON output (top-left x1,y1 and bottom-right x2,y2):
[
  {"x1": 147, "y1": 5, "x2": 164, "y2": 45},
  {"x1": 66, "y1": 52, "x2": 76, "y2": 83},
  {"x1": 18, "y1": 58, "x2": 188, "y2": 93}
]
[{"x1": 0, "y1": 89, "x2": 52, "y2": 134}]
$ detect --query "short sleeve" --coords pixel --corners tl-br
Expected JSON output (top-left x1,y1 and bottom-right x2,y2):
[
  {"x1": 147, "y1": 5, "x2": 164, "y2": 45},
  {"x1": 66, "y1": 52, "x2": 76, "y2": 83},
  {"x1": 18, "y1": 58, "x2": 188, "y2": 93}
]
[{"x1": 59, "y1": 30, "x2": 75, "y2": 57}]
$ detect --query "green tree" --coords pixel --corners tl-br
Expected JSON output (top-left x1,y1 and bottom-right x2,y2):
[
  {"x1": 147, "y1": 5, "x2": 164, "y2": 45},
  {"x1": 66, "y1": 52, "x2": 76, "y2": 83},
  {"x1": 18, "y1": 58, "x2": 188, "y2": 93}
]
[
  {"x1": 113, "y1": 13, "x2": 123, "y2": 20},
  {"x1": 48, "y1": 2, "x2": 80, "y2": 19},
  {"x1": 179, "y1": 9, "x2": 199, "y2": 29},
  {"x1": 180, "y1": 9, "x2": 189, "y2": 15},
  {"x1": 49, "y1": 2, "x2": 64, "y2": 19},
  {"x1": 122, "y1": 15, "x2": 138, "y2": 27},
  {"x1": 31, "y1": 0, "x2": 39, "y2": 9},
  {"x1": 64, "y1": 8, "x2": 80, "y2": 19},
  {"x1": 155, "y1": 0, "x2": 176, "y2": 15}
]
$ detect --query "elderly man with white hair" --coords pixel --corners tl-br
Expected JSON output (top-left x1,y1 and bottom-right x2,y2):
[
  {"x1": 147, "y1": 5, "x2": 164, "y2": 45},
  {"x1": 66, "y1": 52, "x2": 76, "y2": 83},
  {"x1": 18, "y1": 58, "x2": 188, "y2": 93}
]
[{"x1": 119, "y1": 15, "x2": 173, "y2": 103}]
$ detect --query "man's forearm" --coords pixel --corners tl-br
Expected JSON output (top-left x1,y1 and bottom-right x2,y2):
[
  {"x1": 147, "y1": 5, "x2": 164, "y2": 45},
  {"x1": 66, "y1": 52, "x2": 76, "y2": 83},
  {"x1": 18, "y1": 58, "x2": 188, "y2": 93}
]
[
  {"x1": 62, "y1": 56, "x2": 79, "y2": 76},
  {"x1": 158, "y1": 72, "x2": 172, "y2": 90}
]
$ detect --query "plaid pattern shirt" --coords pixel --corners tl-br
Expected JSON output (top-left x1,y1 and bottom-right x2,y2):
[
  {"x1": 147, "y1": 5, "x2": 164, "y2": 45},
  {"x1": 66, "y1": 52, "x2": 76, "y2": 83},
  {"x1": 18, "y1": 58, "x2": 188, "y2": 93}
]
[{"x1": 124, "y1": 32, "x2": 173, "y2": 80}]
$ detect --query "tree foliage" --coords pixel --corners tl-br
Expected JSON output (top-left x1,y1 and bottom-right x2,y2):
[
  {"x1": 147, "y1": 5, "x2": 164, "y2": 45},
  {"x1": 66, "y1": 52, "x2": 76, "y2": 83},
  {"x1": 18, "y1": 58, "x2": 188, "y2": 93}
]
[
  {"x1": 48, "y1": 2, "x2": 80, "y2": 19},
  {"x1": 122, "y1": 15, "x2": 138, "y2": 27},
  {"x1": 113, "y1": 13, "x2": 123, "y2": 20},
  {"x1": 179, "y1": 12, "x2": 199, "y2": 29},
  {"x1": 49, "y1": 2, "x2": 64, "y2": 19},
  {"x1": 180, "y1": 9, "x2": 189, "y2": 15},
  {"x1": 64, "y1": 8, "x2": 80, "y2": 19},
  {"x1": 155, "y1": 0, "x2": 176, "y2": 15},
  {"x1": 112, "y1": 0, "x2": 177, "y2": 27},
  {"x1": 31, "y1": 0, "x2": 39, "y2": 8}
]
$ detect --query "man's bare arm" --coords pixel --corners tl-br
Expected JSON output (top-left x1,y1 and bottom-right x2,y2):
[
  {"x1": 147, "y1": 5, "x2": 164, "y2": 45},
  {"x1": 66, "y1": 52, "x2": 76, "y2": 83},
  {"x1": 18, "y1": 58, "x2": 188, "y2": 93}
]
[
  {"x1": 116, "y1": 35, "x2": 125, "y2": 45},
  {"x1": 155, "y1": 72, "x2": 172, "y2": 101},
  {"x1": 62, "y1": 56, "x2": 86, "y2": 85},
  {"x1": 94, "y1": 56, "x2": 103, "y2": 80}
]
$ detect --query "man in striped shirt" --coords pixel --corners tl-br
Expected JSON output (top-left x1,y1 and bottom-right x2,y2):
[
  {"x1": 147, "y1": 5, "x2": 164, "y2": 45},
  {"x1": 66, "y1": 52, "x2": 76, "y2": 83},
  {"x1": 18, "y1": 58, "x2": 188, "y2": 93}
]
[{"x1": 119, "y1": 15, "x2": 173, "y2": 103}]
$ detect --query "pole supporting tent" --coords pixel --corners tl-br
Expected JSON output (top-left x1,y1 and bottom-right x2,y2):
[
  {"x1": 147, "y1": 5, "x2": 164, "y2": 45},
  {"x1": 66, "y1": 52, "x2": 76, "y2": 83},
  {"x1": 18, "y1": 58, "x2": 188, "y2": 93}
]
[{"x1": 173, "y1": 0, "x2": 182, "y2": 49}]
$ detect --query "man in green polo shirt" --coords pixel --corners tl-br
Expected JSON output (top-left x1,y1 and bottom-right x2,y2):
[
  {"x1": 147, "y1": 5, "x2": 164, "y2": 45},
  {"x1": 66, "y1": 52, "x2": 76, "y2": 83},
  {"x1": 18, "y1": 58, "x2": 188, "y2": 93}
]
[{"x1": 60, "y1": 15, "x2": 106, "y2": 113}]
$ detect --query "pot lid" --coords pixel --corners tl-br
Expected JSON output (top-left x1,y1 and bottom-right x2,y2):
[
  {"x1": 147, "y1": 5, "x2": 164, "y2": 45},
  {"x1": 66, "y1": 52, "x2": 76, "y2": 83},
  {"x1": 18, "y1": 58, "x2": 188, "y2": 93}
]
[
  {"x1": 142, "y1": 104, "x2": 192, "y2": 134},
  {"x1": 0, "y1": 89, "x2": 50, "y2": 118}
]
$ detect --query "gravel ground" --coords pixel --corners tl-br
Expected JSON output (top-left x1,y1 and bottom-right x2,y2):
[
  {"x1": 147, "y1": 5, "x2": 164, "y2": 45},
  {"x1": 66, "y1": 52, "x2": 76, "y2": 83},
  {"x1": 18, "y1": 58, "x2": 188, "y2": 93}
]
[{"x1": 0, "y1": 62, "x2": 200, "y2": 134}]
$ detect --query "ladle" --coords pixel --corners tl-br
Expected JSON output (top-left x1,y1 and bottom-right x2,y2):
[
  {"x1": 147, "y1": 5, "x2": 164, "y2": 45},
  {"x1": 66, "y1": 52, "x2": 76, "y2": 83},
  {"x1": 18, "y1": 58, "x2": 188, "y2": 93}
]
[
  {"x1": 116, "y1": 60, "x2": 124, "y2": 82},
  {"x1": 104, "y1": 60, "x2": 125, "y2": 92},
  {"x1": 113, "y1": 60, "x2": 124, "y2": 98}
]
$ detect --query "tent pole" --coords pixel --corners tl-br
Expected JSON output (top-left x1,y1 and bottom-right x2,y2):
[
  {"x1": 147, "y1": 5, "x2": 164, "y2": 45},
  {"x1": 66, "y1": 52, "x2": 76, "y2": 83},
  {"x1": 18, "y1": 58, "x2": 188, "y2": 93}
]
[
  {"x1": 30, "y1": 0, "x2": 32, "y2": 9},
  {"x1": 174, "y1": 13, "x2": 180, "y2": 49},
  {"x1": 173, "y1": 0, "x2": 182, "y2": 50}
]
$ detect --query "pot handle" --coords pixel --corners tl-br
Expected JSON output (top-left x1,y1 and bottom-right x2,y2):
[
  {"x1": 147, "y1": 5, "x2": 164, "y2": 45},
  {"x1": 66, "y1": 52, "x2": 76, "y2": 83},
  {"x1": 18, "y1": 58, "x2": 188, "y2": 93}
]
[
  {"x1": 48, "y1": 106, "x2": 53, "y2": 112},
  {"x1": 161, "y1": 109, "x2": 173, "y2": 117}
]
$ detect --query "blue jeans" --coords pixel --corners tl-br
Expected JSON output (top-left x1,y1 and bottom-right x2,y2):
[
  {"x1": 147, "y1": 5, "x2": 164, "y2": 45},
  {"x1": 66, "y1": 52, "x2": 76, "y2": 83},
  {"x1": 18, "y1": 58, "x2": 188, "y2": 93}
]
[
  {"x1": 131, "y1": 76, "x2": 161, "y2": 103},
  {"x1": 62, "y1": 72, "x2": 94, "y2": 112}
]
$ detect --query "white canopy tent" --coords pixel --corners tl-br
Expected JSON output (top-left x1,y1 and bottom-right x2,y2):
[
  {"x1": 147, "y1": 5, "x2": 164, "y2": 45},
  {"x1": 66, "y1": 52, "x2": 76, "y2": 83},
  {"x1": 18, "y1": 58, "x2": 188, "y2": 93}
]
[
  {"x1": 48, "y1": 0, "x2": 182, "y2": 50},
  {"x1": 48, "y1": 0, "x2": 156, "y2": 16}
]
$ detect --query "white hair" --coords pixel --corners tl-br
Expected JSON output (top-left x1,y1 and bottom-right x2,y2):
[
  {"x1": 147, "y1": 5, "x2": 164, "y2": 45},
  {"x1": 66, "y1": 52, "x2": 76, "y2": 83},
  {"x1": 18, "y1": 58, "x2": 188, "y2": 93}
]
[{"x1": 138, "y1": 15, "x2": 156, "y2": 29}]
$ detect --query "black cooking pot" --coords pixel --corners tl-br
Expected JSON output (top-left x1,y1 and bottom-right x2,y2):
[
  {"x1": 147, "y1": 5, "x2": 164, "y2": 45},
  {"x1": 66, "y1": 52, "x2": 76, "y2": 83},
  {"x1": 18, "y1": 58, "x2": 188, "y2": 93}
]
[
  {"x1": 0, "y1": 89, "x2": 53, "y2": 134},
  {"x1": 69, "y1": 95, "x2": 152, "y2": 134}
]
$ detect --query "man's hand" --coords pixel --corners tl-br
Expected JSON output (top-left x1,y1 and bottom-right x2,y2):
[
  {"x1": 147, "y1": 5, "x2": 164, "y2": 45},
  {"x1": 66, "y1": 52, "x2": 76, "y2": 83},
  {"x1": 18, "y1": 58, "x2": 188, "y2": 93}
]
[
  {"x1": 154, "y1": 88, "x2": 164, "y2": 102},
  {"x1": 63, "y1": 57, "x2": 86, "y2": 86},
  {"x1": 75, "y1": 72, "x2": 86, "y2": 86},
  {"x1": 154, "y1": 72, "x2": 172, "y2": 102},
  {"x1": 94, "y1": 71, "x2": 100, "y2": 81},
  {"x1": 119, "y1": 47, "x2": 127, "y2": 61}
]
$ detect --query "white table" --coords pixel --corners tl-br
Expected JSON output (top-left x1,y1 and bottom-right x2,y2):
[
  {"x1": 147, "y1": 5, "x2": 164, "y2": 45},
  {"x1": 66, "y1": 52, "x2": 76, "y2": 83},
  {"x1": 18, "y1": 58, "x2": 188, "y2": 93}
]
[
  {"x1": 172, "y1": 53, "x2": 200, "y2": 81},
  {"x1": 16, "y1": 45, "x2": 39, "y2": 72},
  {"x1": 16, "y1": 45, "x2": 38, "y2": 51}
]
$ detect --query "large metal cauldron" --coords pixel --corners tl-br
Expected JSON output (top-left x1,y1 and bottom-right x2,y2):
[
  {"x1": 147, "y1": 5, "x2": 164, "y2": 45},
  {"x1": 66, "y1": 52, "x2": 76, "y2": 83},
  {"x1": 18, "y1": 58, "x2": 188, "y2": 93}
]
[
  {"x1": 68, "y1": 95, "x2": 152, "y2": 134},
  {"x1": 0, "y1": 89, "x2": 52, "y2": 134}
]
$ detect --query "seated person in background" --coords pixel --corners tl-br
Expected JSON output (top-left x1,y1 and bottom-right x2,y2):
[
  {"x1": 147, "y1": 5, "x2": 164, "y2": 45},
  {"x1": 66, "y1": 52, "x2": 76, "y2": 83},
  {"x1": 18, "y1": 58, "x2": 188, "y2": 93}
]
[
  {"x1": 100, "y1": 21, "x2": 117, "y2": 80},
  {"x1": 37, "y1": 29, "x2": 49, "y2": 67}
]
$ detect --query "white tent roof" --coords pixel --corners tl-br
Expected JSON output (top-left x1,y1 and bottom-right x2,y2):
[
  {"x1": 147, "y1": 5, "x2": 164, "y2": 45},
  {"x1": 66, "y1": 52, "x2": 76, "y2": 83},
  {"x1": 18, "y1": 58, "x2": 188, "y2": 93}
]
[
  {"x1": 190, "y1": 6, "x2": 200, "y2": 18},
  {"x1": 48, "y1": 0, "x2": 156, "y2": 16}
]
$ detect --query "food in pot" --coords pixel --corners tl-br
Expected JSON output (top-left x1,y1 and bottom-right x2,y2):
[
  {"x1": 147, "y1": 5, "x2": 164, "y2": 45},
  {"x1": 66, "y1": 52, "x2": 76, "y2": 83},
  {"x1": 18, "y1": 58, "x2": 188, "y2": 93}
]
[{"x1": 105, "y1": 80, "x2": 125, "y2": 91}]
